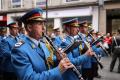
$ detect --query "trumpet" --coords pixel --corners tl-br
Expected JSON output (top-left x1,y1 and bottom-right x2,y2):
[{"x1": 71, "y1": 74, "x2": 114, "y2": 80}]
[{"x1": 43, "y1": 33, "x2": 84, "y2": 80}]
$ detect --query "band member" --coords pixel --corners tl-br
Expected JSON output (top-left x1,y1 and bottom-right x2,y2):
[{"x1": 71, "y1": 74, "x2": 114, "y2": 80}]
[
  {"x1": 0, "y1": 21, "x2": 19, "y2": 80},
  {"x1": 78, "y1": 21, "x2": 94, "y2": 80},
  {"x1": 79, "y1": 21, "x2": 105, "y2": 79},
  {"x1": 0, "y1": 26, "x2": 7, "y2": 40},
  {"x1": 11, "y1": 8, "x2": 74, "y2": 80},
  {"x1": 0, "y1": 25, "x2": 7, "y2": 80},
  {"x1": 59, "y1": 18, "x2": 93, "y2": 80},
  {"x1": 52, "y1": 28, "x2": 62, "y2": 48}
]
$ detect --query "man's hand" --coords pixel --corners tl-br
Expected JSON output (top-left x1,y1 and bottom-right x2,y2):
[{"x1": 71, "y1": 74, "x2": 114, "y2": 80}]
[
  {"x1": 85, "y1": 48, "x2": 95, "y2": 56},
  {"x1": 58, "y1": 58, "x2": 74, "y2": 73},
  {"x1": 56, "y1": 48, "x2": 67, "y2": 61}
]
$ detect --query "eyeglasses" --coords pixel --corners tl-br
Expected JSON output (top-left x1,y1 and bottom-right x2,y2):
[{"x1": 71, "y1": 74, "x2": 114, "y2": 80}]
[{"x1": 9, "y1": 27, "x2": 19, "y2": 30}]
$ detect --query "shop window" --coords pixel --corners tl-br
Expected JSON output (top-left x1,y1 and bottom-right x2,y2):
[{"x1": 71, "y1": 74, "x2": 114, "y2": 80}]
[
  {"x1": 11, "y1": 0, "x2": 22, "y2": 8},
  {"x1": 62, "y1": 16, "x2": 92, "y2": 24},
  {"x1": 36, "y1": 0, "x2": 46, "y2": 8},
  {"x1": 63, "y1": 0, "x2": 79, "y2": 3},
  {"x1": 66, "y1": 0, "x2": 79, "y2": 2}
]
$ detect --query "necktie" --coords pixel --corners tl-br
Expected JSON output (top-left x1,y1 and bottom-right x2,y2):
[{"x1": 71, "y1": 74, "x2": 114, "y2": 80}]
[
  {"x1": 38, "y1": 42, "x2": 50, "y2": 69},
  {"x1": 38, "y1": 43, "x2": 41, "y2": 48},
  {"x1": 38, "y1": 43, "x2": 45, "y2": 58},
  {"x1": 15, "y1": 37, "x2": 19, "y2": 42}
]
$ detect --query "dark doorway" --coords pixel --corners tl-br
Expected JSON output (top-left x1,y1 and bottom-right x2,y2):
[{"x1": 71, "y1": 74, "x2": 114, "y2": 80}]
[{"x1": 107, "y1": 9, "x2": 120, "y2": 35}]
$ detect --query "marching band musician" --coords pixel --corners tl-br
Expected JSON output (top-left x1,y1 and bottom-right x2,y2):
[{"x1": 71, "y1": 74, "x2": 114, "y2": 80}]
[
  {"x1": 77, "y1": 21, "x2": 94, "y2": 80},
  {"x1": 11, "y1": 8, "x2": 74, "y2": 80},
  {"x1": 11, "y1": 7, "x2": 94, "y2": 80},
  {"x1": 78, "y1": 21, "x2": 105, "y2": 79},
  {"x1": 52, "y1": 28, "x2": 62, "y2": 48},
  {"x1": 58, "y1": 18, "x2": 94, "y2": 80},
  {"x1": 0, "y1": 24, "x2": 7, "y2": 80},
  {"x1": 0, "y1": 26, "x2": 7, "y2": 41},
  {"x1": 0, "y1": 21, "x2": 19, "y2": 80}
]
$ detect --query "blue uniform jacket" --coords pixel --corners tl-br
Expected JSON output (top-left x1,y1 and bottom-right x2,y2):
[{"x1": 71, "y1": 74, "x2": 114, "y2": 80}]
[
  {"x1": 0, "y1": 35, "x2": 21, "y2": 72},
  {"x1": 44, "y1": 35, "x2": 91, "y2": 80},
  {"x1": 11, "y1": 36, "x2": 62, "y2": 80},
  {"x1": 60, "y1": 35, "x2": 91, "y2": 80},
  {"x1": 88, "y1": 35, "x2": 106, "y2": 62},
  {"x1": 53, "y1": 35, "x2": 62, "y2": 48},
  {"x1": 64, "y1": 36, "x2": 91, "y2": 68},
  {"x1": 0, "y1": 36, "x2": 7, "y2": 72}
]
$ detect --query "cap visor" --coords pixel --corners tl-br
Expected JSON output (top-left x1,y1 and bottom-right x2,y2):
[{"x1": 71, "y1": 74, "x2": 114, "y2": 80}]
[{"x1": 30, "y1": 17, "x2": 46, "y2": 22}]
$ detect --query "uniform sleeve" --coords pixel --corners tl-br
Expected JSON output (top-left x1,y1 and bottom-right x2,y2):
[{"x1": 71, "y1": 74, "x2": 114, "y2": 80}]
[
  {"x1": 11, "y1": 48, "x2": 62, "y2": 80},
  {"x1": 67, "y1": 52, "x2": 89, "y2": 66},
  {"x1": 53, "y1": 37, "x2": 62, "y2": 48},
  {"x1": 0, "y1": 40, "x2": 11, "y2": 57}
]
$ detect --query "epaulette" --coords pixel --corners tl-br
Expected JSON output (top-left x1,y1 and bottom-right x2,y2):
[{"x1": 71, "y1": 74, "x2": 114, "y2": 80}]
[
  {"x1": 3, "y1": 36, "x2": 7, "y2": 40},
  {"x1": 40, "y1": 39, "x2": 45, "y2": 43},
  {"x1": 62, "y1": 39, "x2": 66, "y2": 42},
  {"x1": 14, "y1": 40, "x2": 25, "y2": 48},
  {"x1": 42, "y1": 38, "x2": 46, "y2": 43}
]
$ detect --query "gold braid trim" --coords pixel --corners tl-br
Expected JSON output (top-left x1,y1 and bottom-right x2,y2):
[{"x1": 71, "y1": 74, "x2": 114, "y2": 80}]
[
  {"x1": 79, "y1": 44, "x2": 83, "y2": 54},
  {"x1": 45, "y1": 39, "x2": 54, "y2": 69}
]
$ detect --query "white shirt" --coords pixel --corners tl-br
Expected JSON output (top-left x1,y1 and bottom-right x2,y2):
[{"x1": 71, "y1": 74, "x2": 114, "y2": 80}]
[{"x1": 29, "y1": 37, "x2": 40, "y2": 46}]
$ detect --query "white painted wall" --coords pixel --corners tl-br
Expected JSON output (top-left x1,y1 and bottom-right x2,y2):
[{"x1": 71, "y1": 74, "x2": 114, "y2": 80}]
[
  {"x1": 7, "y1": 12, "x2": 25, "y2": 24},
  {"x1": 92, "y1": 6, "x2": 99, "y2": 32},
  {"x1": 43, "y1": 6, "x2": 93, "y2": 30},
  {"x1": 62, "y1": 0, "x2": 97, "y2": 4},
  {"x1": 0, "y1": 0, "x2": 1, "y2": 10},
  {"x1": 43, "y1": 7, "x2": 92, "y2": 18},
  {"x1": 54, "y1": 18, "x2": 61, "y2": 29},
  {"x1": 7, "y1": 6, "x2": 95, "y2": 33}
]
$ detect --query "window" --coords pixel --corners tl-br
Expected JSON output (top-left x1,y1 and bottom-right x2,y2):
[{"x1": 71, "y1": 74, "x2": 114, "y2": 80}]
[
  {"x1": 63, "y1": 0, "x2": 98, "y2": 3},
  {"x1": 62, "y1": 0, "x2": 80, "y2": 4},
  {"x1": 66, "y1": 0, "x2": 79, "y2": 2},
  {"x1": 62, "y1": 16, "x2": 92, "y2": 26},
  {"x1": 36, "y1": 0, "x2": 46, "y2": 8},
  {"x1": 0, "y1": 0, "x2": 2, "y2": 10},
  {"x1": 11, "y1": 0, "x2": 22, "y2": 8}
]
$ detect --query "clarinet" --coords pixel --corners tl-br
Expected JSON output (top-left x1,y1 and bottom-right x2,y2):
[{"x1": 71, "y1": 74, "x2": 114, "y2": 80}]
[
  {"x1": 43, "y1": 33, "x2": 84, "y2": 80},
  {"x1": 78, "y1": 32, "x2": 103, "y2": 69},
  {"x1": 87, "y1": 29, "x2": 109, "y2": 54},
  {"x1": 89, "y1": 33, "x2": 109, "y2": 56}
]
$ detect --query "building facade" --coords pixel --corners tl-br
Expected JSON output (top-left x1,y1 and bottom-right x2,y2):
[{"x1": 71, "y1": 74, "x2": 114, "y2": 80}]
[{"x1": 0, "y1": 0, "x2": 120, "y2": 34}]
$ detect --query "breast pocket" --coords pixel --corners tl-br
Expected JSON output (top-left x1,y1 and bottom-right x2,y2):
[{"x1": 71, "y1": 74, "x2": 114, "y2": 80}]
[{"x1": 28, "y1": 48, "x2": 47, "y2": 73}]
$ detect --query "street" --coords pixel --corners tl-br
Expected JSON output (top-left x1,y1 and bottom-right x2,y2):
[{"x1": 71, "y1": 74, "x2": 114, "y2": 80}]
[{"x1": 95, "y1": 56, "x2": 120, "y2": 80}]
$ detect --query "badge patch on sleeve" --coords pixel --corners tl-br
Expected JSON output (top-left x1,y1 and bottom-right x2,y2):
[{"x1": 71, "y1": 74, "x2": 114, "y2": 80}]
[{"x1": 14, "y1": 40, "x2": 24, "y2": 48}]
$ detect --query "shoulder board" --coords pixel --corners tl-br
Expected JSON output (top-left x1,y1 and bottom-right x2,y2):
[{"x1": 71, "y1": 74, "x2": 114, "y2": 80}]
[
  {"x1": 40, "y1": 39, "x2": 45, "y2": 43},
  {"x1": 3, "y1": 36, "x2": 7, "y2": 39},
  {"x1": 14, "y1": 40, "x2": 25, "y2": 48},
  {"x1": 62, "y1": 39, "x2": 66, "y2": 42}
]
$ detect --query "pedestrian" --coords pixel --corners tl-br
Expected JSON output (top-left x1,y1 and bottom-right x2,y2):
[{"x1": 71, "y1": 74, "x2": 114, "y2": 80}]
[
  {"x1": 110, "y1": 29, "x2": 120, "y2": 73},
  {"x1": 103, "y1": 33, "x2": 112, "y2": 55}
]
